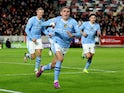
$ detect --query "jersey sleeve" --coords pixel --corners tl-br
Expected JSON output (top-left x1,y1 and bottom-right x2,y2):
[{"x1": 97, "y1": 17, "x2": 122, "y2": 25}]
[
  {"x1": 41, "y1": 26, "x2": 47, "y2": 35},
  {"x1": 41, "y1": 18, "x2": 57, "y2": 27},
  {"x1": 97, "y1": 24, "x2": 101, "y2": 32},
  {"x1": 42, "y1": 28, "x2": 49, "y2": 35},
  {"x1": 79, "y1": 22, "x2": 85, "y2": 31},
  {"x1": 25, "y1": 18, "x2": 33, "y2": 40},
  {"x1": 72, "y1": 20, "x2": 81, "y2": 37},
  {"x1": 97, "y1": 24, "x2": 101, "y2": 36}
]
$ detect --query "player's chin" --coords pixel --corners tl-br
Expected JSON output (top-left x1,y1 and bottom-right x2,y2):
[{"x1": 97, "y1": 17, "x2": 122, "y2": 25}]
[{"x1": 63, "y1": 16, "x2": 69, "y2": 20}]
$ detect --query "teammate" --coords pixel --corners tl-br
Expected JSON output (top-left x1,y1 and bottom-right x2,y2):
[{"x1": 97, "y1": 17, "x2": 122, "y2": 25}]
[
  {"x1": 80, "y1": 14, "x2": 101, "y2": 73},
  {"x1": 45, "y1": 27, "x2": 55, "y2": 56},
  {"x1": 36, "y1": 6, "x2": 80, "y2": 88},
  {"x1": 24, "y1": 7, "x2": 45, "y2": 74}
]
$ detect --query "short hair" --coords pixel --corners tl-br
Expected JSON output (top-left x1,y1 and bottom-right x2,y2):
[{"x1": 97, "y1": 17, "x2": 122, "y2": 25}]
[
  {"x1": 60, "y1": 6, "x2": 71, "y2": 12},
  {"x1": 89, "y1": 14, "x2": 97, "y2": 18},
  {"x1": 36, "y1": 7, "x2": 44, "y2": 11}
]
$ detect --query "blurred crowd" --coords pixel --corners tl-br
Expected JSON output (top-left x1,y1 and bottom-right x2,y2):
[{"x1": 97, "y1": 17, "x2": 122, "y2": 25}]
[
  {"x1": 0, "y1": 0, "x2": 57, "y2": 36},
  {"x1": 0, "y1": 0, "x2": 124, "y2": 36}
]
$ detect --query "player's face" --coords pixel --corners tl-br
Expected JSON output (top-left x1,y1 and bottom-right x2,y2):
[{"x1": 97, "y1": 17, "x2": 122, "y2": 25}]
[
  {"x1": 60, "y1": 8, "x2": 70, "y2": 20},
  {"x1": 37, "y1": 10, "x2": 44, "y2": 19},
  {"x1": 89, "y1": 15, "x2": 96, "y2": 23}
]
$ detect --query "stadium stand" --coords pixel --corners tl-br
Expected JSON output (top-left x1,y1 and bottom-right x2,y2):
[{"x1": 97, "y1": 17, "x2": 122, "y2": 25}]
[{"x1": 0, "y1": 0, "x2": 124, "y2": 36}]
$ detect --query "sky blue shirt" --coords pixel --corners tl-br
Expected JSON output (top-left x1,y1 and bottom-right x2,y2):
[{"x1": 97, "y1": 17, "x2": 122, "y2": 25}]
[
  {"x1": 79, "y1": 21, "x2": 101, "y2": 44},
  {"x1": 45, "y1": 27, "x2": 55, "y2": 40},
  {"x1": 25, "y1": 16, "x2": 45, "y2": 41},
  {"x1": 42, "y1": 16, "x2": 80, "y2": 48}
]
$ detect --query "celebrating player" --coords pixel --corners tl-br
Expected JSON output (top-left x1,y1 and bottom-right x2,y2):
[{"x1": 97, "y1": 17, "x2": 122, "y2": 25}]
[
  {"x1": 24, "y1": 7, "x2": 45, "y2": 74},
  {"x1": 36, "y1": 6, "x2": 80, "y2": 88},
  {"x1": 80, "y1": 14, "x2": 101, "y2": 73}
]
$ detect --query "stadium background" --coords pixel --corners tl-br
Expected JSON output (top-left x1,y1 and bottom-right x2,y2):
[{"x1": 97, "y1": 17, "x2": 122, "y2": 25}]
[
  {"x1": 0, "y1": 0, "x2": 124, "y2": 48},
  {"x1": 0, "y1": 0, "x2": 124, "y2": 93}
]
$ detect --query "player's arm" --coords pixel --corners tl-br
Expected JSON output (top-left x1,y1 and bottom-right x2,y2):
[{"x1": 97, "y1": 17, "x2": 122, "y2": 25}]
[
  {"x1": 96, "y1": 24, "x2": 101, "y2": 44},
  {"x1": 41, "y1": 26, "x2": 48, "y2": 35},
  {"x1": 97, "y1": 24, "x2": 101, "y2": 37},
  {"x1": 41, "y1": 18, "x2": 56, "y2": 27},
  {"x1": 42, "y1": 27, "x2": 55, "y2": 38},
  {"x1": 67, "y1": 20, "x2": 81, "y2": 38},
  {"x1": 79, "y1": 23, "x2": 88, "y2": 37},
  {"x1": 80, "y1": 30, "x2": 88, "y2": 37},
  {"x1": 25, "y1": 18, "x2": 34, "y2": 40}
]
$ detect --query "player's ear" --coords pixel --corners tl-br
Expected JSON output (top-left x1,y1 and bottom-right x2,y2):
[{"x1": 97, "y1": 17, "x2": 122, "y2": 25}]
[{"x1": 60, "y1": 11, "x2": 62, "y2": 15}]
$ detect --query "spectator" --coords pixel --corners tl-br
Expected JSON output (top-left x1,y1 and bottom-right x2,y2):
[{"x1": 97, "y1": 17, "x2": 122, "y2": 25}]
[
  {"x1": 5, "y1": 38, "x2": 11, "y2": 48},
  {"x1": 0, "y1": 0, "x2": 124, "y2": 36}
]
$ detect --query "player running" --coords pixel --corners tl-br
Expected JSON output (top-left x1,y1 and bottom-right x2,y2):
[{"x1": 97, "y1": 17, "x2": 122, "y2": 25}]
[
  {"x1": 36, "y1": 6, "x2": 80, "y2": 89},
  {"x1": 24, "y1": 7, "x2": 45, "y2": 74},
  {"x1": 80, "y1": 14, "x2": 101, "y2": 73}
]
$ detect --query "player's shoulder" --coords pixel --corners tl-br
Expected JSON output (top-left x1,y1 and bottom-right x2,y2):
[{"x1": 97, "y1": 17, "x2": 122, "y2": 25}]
[
  {"x1": 95, "y1": 22, "x2": 100, "y2": 25},
  {"x1": 28, "y1": 16, "x2": 36, "y2": 21},
  {"x1": 69, "y1": 17, "x2": 78, "y2": 24},
  {"x1": 94, "y1": 22, "x2": 100, "y2": 27},
  {"x1": 55, "y1": 16, "x2": 61, "y2": 20},
  {"x1": 84, "y1": 21, "x2": 89, "y2": 24},
  {"x1": 69, "y1": 17, "x2": 76, "y2": 21},
  {"x1": 81, "y1": 21, "x2": 88, "y2": 26},
  {"x1": 41, "y1": 18, "x2": 45, "y2": 22}
]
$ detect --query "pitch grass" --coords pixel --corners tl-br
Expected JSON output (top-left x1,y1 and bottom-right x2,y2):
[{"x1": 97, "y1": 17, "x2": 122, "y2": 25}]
[{"x1": 0, "y1": 48, "x2": 124, "y2": 93}]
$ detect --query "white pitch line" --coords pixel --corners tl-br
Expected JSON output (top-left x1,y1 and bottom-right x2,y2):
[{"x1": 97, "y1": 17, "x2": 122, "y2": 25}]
[
  {"x1": 62, "y1": 66, "x2": 117, "y2": 73},
  {"x1": 0, "y1": 88, "x2": 22, "y2": 93},
  {"x1": 0, "y1": 70, "x2": 116, "y2": 77},
  {"x1": 0, "y1": 73, "x2": 34, "y2": 76},
  {"x1": 0, "y1": 72, "x2": 83, "y2": 77},
  {"x1": 0, "y1": 62, "x2": 117, "y2": 73},
  {"x1": 0, "y1": 62, "x2": 34, "y2": 66}
]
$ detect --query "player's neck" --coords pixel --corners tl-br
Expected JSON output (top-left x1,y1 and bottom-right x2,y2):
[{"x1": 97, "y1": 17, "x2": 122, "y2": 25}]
[
  {"x1": 37, "y1": 16, "x2": 42, "y2": 20},
  {"x1": 89, "y1": 21, "x2": 95, "y2": 24},
  {"x1": 61, "y1": 18, "x2": 68, "y2": 23},
  {"x1": 63, "y1": 18, "x2": 68, "y2": 21}
]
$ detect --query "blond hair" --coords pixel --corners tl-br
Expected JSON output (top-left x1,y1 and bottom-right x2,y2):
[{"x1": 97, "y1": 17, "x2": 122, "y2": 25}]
[{"x1": 36, "y1": 7, "x2": 44, "y2": 12}]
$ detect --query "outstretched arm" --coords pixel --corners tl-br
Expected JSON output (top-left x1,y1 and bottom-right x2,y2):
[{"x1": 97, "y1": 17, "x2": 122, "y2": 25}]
[{"x1": 42, "y1": 18, "x2": 56, "y2": 27}]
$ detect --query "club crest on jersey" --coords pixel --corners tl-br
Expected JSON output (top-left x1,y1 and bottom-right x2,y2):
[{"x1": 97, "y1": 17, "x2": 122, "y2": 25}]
[
  {"x1": 39, "y1": 21, "x2": 41, "y2": 25},
  {"x1": 64, "y1": 24, "x2": 68, "y2": 28},
  {"x1": 90, "y1": 27, "x2": 94, "y2": 31}
]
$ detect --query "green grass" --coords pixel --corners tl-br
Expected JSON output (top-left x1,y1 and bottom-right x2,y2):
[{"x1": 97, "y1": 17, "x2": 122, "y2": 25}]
[{"x1": 0, "y1": 48, "x2": 124, "y2": 93}]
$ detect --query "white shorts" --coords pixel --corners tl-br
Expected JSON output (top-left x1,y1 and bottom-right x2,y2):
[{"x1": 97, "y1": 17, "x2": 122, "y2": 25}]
[
  {"x1": 82, "y1": 44, "x2": 95, "y2": 54},
  {"x1": 49, "y1": 38, "x2": 53, "y2": 44},
  {"x1": 51, "y1": 43, "x2": 68, "y2": 55},
  {"x1": 27, "y1": 38, "x2": 44, "y2": 54}
]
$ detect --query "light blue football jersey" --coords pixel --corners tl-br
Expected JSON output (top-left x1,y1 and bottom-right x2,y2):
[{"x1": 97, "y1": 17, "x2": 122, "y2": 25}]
[
  {"x1": 79, "y1": 21, "x2": 101, "y2": 44},
  {"x1": 25, "y1": 16, "x2": 46, "y2": 41},
  {"x1": 45, "y1": 27, "x2": 55, "y2": 39},
  {"x1": 42, "y1": 16, "x2": 80, "y2": 48}
]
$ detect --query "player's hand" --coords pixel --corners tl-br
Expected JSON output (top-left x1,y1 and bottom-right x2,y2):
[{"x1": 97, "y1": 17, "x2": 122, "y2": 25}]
[
  {"x1": 67, "y1": 31, "x2": 73, "y2": 38},
  {"x1": 97, "y1": 32, "x2": 101, "y2": 37},
  {"x1": 50, "y1": 22, "x2": 55, "y2": 28},
  {"x1": 80, "y1": 31, "x2": 88, "y2": 37},
  {"x1": 32, "y1": 38, "x2": 37, "y2": 42},
  {"x1": 49, "y1": 34, "x2": 53, "y2": 37}
]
